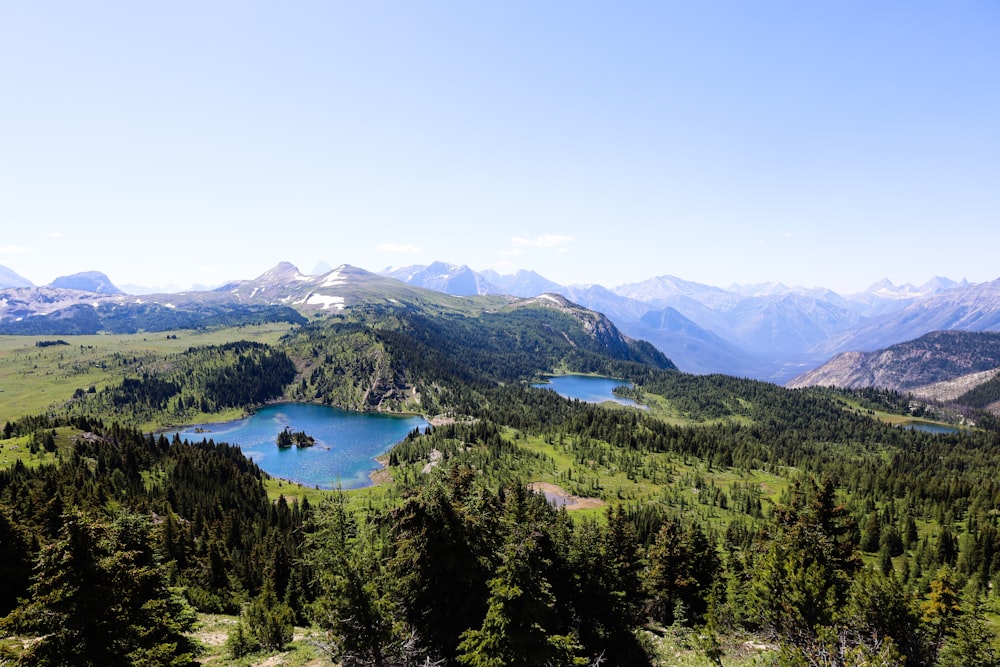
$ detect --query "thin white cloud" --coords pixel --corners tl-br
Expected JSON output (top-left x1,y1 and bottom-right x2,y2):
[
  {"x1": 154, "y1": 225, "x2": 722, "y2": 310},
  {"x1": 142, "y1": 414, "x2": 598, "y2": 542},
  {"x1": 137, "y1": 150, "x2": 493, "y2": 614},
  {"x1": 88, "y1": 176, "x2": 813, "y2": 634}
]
[
  {"x1": 510, "y1": 234, "x2": 574, "y2": 249},
  {"x1": 48, "y1": 232, "x2": 64, "y2": 238},
  {"x1": 376, "y1": 243, "x2": 423, "y2": 254},
  {"x1": 0, "y1": 245, "x2": 30, "y2": 254}
]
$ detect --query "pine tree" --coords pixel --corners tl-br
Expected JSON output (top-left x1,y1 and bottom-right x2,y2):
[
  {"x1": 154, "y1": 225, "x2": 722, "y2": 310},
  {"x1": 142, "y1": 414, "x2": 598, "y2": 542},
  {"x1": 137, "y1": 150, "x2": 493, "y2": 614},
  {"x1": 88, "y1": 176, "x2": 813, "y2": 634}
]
[
  {"x1": 388, "y1": 471, "x2": 497, "y2": 660},
  {"x1": 1, "y1": 510, "x2": 198, "y2": 666},
  {"x1": 457, "y1": 525, "x2": 585, "y2": 667},
  {"x1": 645, "y1": 519, "x2": 719, "y2": 626},
  {"x1": 0, "y1": 506, "x2": 33, "y2": 615},
  {"x1": 306, "y1": 492, "x2": 411, "y2": 667},
  {"x1": 747, "y1": 479, "x2": 860, "y2": 650},
  {"x1": 937, "y1": 594, "x2": 1000, "y2": 667},
  {"x1": 238, "y1": 584, "x2": 294, "y2": 653},
  {"x1": 840, "y1": 567, "x2": 929, "y2": 666},
  {"x1": 922, "y1": 565, "x2": 963, "y2": 651},
  {"x1": 565, "y1": 509, "x2": 651, "y2": 666}
]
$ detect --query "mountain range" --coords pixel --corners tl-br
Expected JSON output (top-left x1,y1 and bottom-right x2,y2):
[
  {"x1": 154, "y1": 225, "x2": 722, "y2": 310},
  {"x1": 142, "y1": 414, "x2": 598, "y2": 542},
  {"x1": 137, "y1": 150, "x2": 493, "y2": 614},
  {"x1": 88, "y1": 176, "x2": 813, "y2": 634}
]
[
  {"x1": 3, "y1": 261, "x2": 998, "y2": 387},
  {"x1": 380, "y1": 262, "x2": 996, "y2": 383}
]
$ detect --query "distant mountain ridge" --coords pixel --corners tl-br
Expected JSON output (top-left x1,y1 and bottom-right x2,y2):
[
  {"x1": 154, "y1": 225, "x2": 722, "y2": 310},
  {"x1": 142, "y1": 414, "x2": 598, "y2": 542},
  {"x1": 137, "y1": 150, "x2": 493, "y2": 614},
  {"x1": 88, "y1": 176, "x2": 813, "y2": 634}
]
[
  {"x1": 3, "y1": 260, "x2": 998, "y2": 384},
  {"x1": 0, "y1": 265, "x2": 34, "y2": 289},
  {"x1": 0, "y1": 263, "x2": 661, "y2": 371},
  {"x1": 381, "y1": 261, "x2": 494, "y2": 296},
  {"x1": 47, "y1": 271, "x2": 123, "y2": 295},
  {"x1": 812, "y1": 279, "x2": 1000, "y2": 356}
]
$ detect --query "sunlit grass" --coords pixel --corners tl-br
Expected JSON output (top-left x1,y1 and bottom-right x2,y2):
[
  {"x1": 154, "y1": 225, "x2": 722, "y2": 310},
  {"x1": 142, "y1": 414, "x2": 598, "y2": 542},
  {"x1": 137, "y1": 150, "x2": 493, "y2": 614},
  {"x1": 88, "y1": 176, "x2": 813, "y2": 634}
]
[
  {"x1": 0, "y1": 324, "x2": 294, "y2": 426},
  {"x1": 189, "y1": 613, "x2": 322, "y2": 666},
  {"x1": 515, "y1": 427, "x2": 792, "y2": 530}
]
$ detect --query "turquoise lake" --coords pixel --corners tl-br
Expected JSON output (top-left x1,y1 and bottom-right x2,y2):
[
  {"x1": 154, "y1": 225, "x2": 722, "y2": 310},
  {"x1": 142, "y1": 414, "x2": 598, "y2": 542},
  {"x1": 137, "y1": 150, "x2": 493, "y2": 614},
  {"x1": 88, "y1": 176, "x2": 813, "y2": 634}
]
[
  {"x1": 165, "y1": 403, "x2": 428, "y2": 490},
  {"x1": 533, "y1": 374, "x2": 640, "y2": 407}
]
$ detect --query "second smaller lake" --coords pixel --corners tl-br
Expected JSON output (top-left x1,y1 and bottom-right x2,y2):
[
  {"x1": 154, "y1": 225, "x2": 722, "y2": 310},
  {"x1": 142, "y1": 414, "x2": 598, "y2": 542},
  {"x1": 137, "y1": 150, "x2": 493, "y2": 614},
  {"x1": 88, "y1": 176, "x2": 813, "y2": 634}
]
[
  {"x1": 903, "y1": 421, "x2": 961, "y2": 434},
  {"x1": 533, "y1": 374, "x2": 640, "y2": 407}
]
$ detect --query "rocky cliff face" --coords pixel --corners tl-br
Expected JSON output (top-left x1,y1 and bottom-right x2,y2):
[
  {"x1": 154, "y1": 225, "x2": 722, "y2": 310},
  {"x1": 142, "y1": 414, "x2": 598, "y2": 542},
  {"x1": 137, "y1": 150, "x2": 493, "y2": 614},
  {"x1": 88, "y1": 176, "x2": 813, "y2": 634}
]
[{"x1": 787, "y1": 331, "x2": 1000, "y2": 391}]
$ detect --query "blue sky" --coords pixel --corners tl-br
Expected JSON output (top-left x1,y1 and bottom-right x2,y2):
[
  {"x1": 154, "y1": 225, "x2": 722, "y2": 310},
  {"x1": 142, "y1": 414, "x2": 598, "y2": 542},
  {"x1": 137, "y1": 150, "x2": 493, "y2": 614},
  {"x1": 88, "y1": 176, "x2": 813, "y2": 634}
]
[{"x1": 1, "y1": 2, "x2": 997, "y2": 293}]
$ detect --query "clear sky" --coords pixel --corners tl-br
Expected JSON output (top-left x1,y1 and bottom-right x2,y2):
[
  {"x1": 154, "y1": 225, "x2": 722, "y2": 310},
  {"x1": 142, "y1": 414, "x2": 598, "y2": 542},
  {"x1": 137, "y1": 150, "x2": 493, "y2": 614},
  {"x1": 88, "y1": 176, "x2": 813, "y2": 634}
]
[{"x1": 1, "y1": 2, "x2": 997, "y2": 293}]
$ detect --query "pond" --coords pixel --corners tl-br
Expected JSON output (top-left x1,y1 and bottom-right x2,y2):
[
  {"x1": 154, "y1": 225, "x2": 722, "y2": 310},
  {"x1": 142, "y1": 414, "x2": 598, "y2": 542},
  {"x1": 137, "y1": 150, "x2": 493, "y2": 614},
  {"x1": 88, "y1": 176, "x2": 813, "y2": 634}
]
[
  {"x1": 532, "y1": 374, "x2": 641, "y2": 407},
  {"x1": 902, "y1": 421, "x2": 961, "y2": 434},
  {"x1": 164, "y1": 402, "x2": 428, "y2": 489}
]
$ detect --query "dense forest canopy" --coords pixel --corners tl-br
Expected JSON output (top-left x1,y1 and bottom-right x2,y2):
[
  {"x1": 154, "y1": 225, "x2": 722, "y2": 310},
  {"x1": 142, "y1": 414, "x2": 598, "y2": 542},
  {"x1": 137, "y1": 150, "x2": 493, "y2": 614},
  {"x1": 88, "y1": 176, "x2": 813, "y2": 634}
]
[{"x1": 2, "y1": 303, "x2": 1000, "y2": 665}]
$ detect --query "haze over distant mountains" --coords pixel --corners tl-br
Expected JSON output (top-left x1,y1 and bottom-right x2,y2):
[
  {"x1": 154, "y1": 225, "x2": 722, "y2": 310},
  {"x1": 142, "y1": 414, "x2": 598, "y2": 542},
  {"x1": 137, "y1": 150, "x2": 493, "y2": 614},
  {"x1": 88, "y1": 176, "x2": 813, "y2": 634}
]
[
  {"x1": 379, "y1": 261, "x2": 993, "y2": 382},
  {"x1": 0, "y1": 265, "x2": 34, "y2": 289},
  {"x1": 47, "y1": 271, "x2": 123, "y2": 295},
  {"x1": 2, "y1": 260, "x2": 998, "y2": 385}
]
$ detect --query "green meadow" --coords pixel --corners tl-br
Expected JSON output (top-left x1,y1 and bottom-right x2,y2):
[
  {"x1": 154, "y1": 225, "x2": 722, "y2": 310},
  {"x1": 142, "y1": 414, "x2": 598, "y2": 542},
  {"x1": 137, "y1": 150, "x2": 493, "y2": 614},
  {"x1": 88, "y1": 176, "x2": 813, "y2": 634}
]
[{"x1": 0, "y1": 324, "x2": 293, "y2": 426}]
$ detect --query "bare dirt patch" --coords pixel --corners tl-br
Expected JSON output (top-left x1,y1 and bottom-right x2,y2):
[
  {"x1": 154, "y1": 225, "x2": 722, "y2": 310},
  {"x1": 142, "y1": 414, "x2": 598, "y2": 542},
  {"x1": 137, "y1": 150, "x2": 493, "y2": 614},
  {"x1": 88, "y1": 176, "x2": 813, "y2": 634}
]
[{"x1": 527, "y1": 482, "x2": 605, "y2": 511}]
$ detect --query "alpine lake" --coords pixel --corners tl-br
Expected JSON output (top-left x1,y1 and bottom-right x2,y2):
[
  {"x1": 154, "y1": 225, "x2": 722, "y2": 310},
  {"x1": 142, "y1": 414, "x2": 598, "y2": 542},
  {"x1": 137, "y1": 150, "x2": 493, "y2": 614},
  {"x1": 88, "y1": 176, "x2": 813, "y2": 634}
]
[
  {"x1": 532, "y1": 373, "x2": 641, "y2": 407},
  {"x1": 165, "y1": 403, "x2": 428, "y2": 490},
  {"x1": 166, "y1": 375, "x2": 636, "y2": 490}
]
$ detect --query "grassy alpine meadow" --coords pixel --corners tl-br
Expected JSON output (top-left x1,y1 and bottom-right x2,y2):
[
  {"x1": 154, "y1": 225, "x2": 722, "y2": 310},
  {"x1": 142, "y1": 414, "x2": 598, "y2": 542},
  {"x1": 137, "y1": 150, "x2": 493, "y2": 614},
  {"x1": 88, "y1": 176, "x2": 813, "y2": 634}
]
[
  {"x1": 511, "y1": 429, "x2": 792, "y2": 529},
  {"x1": 0, "y1": 324, "x2": 294, "y2": 427},
  {"x1": 0, "y1": 426, "x2": 78, "y2": 469},
  {"x1": 187, "y1": 613, "x2": 323, "y2": 666}
]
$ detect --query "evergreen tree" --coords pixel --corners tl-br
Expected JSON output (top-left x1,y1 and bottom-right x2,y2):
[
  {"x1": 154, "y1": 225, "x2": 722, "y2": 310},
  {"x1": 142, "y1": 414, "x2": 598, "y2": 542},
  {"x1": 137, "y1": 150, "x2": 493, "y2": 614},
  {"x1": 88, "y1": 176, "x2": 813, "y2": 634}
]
[
  {"x1": 937, "y1": 593, "x2": 1000, "y2": 667},
  {"x1": 922, "y1": 565, "x2": 963, "y2": 652},
  {"x1": 0, "y1": 505, "x2": 33, "y2": 615},
  {"x1": 568, "y1": 511, "x2": 650, "y2": 666},
  {"x1": 457, "y1": 524, "x2": 585, "y2": 667},
  {"x1": 1, "y1": 510, "x2": 198, "y2": 667},
  {"x1": 389, "y1": 470, "x2": 498, "y2": 660},
  {"x1": 839, "y1": 568, "x2": 929, "y2": 666},
  {"x1": 645, "y1": 519, "x2": 719, "y2": 626},
  {"x1": 236, "y1": 584, "x2": 295, "y2": 653},
  {"x1": 747, "y1": 479, "x2": 860, "y2": 651},
  {"x1": 306, "y1": 492, "x2": 413, "y2": 667},
  {"x1": 859, "y1": 514, "x2": 881, "y2": 553}
]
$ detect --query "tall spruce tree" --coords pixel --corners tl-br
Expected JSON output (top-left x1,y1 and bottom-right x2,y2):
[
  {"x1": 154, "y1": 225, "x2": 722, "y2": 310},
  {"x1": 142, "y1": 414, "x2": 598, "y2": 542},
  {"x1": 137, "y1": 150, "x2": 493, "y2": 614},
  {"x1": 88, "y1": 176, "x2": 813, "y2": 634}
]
[
  {"x1": 747, "y1": 479, "x2": 860, "y2": 651},
  {"x1": 1, "y1": 510, "x2": 198, "y2": 666},
  {"x1": 306, "y1": 492, "x2": 412, "y2": 667},
  {"x1": 457, "y1": 523, "x2": 585, "y2": 667}
]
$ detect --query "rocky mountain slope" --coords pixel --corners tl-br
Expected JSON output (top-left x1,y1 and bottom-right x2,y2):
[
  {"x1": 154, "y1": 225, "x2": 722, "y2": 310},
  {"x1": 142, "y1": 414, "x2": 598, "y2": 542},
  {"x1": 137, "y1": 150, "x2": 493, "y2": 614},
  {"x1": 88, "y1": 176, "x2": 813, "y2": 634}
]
[
  {"x1": 910, "y1": 368, "x2": 1000, "y2": 404},
  {"x1": 787, "y1": 331, "x2": 1000, "y2": 391}
]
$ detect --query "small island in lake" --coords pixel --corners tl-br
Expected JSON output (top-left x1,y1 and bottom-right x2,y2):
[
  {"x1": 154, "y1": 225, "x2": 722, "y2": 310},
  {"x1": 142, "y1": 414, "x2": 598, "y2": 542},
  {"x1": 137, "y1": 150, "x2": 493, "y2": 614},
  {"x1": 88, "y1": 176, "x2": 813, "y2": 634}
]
[{"x1": 276, "y1": 426, "x2": 316, "y2": 448}]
